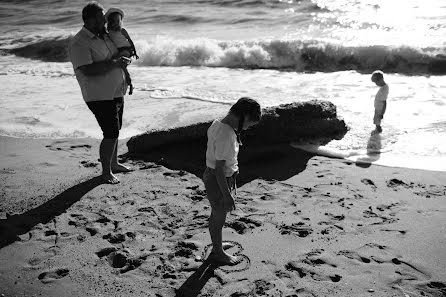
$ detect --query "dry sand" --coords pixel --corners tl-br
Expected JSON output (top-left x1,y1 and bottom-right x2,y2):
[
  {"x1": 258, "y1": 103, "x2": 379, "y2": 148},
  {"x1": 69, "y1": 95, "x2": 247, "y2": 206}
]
[{"x1": 0, "y1": 135, "x2": 445, "y2": 297}]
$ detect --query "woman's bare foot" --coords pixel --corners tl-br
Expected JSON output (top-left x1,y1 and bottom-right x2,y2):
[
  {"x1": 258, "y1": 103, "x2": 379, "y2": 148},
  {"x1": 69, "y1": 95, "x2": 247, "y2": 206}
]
[
  {"x1": 102, "y1": 173, "x2": 120, "y2": 184},
  {"x1": 111, "y1": 163, "x2": 132, "y2": 173},
  {"x1": 208, "y1": 250, "x2": 240, "y2": 266}
]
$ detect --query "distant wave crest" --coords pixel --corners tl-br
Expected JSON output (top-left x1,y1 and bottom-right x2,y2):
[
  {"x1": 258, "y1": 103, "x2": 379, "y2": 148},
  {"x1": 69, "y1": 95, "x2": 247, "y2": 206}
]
[
  {"x1": 135, "y1": 38, "x2": 446, "y2": 74},
  {"x1": 4, "y1": 35, "x2": 71, "y2": 62},
  {"x1": 3, "y1": 35, "x2": 446, "y2": 74}
]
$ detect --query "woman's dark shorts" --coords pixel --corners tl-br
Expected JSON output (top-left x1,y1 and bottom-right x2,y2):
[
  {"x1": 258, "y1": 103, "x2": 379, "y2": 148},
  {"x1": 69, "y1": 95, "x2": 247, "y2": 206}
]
[{"x1": 86, "y1": 97, "x2": 124, "y2": 139}]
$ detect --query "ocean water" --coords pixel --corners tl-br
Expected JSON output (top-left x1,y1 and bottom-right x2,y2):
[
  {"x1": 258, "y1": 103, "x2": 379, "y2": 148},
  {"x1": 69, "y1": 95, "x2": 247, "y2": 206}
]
[{"x1": 0, "y1": 0, "x2": 445, "y2": 171}]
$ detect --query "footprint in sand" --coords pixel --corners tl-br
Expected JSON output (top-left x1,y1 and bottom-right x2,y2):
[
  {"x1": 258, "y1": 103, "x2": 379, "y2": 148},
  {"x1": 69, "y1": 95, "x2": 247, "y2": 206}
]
[
  {"x1": 250, "y1": 279, "x2": 276, "y2": 296},
  {"x1": 186, "y1": 187, "x2": 207, "y2": 201},
  {"x1": 387, "y1": 178, "x2": 446, "y2": 198},
  {"x1": 38, "y1": 268, "x2": 69, "y2": 283},
  {"x1": 278, "y1": 222, "x2": 313, "y2": 237},
  {"x1": 414, "y1": 184, "x2": 446, "y2": 198},
  {"x1": 185, "y1": 214, "x2": 208, "y2": 232},
  {"x1": 316, "y1": 170, "x2": 334, "y2": 178},
  {"x1": 338, "y1": 242, "x2": 440, "y2": 295},
  {"x1": 79, "y1": 160, "x2": 99, "y2": 168},
  {"x1": 174, "y1": 241, "x2": 200, "y2": 258},
  {"x1": 389, "y1": 257, "x2": 442, "y2": 296},
  {"x1": 68, "y1": 213, "x2": 89, "y2": 227},
  {"x1": 285, "y1": 261, "x2": 342, "y2": 283},
  {"x1": 95, "y1": 247, "x2": 117, "y2": 258},
  {"x1": 375, "y1": 202, "x2": 400, "y2": 212},
  {"x1": 361, "y1": 178, "x2": 377, "y2": 190},
  {"x1": 163, "y1": 170, "x2": 187, "y2": 178},
  {"x1": 300, "y1": 249, "x2": 338, "y2": 268},
  {"x1": 226, "y1": 216, "x2": 263, "y2": 234},
  {"x1": 27, "y1": 248, "x2": 59, "y2": 268},
  {"x1": 363, "y1": 207, "x2": 398, "y2": 225},
  {"x1": 338, "y1": 250, "x2": 372, "y2": 264},
  {"x1": 96, "y1": 247, "x2": 146, "y2": 274},
  {"x1": 45, "y1": 141, "x2": 92, "y2": 157},
  {"x1": 415, "y1": 281, "x2": 446, "y2": 297},
  {"x1": 137, "y1": 206, "x2": 158, "y2": 215},
  {"x1": 102, "y1": 232, "x2": 130, "y2": 244},
  {"x1": 386, "y1": 178, "x2": 413, "y2": 190},
  {"x1": 324, "y1": 212, "x2": 345, "y2": 221}
]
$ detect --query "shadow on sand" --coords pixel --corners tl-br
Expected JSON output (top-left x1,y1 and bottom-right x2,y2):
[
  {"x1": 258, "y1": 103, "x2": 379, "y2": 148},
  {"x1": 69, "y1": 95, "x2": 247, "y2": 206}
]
[
  {"x1": 175, "y1": 261, "x2": 219, "y2": 297},
  {"x1": 127, "y1": 142, "x2": 314, "y2": 297},
  {"x1": 355, "y1": 130, "x2": 382, "y2": 168},
  {"x1": 124, "y1": 140, "x2": 314, "y2": 187},
  {"x1": 0, "y1": 176, "x2": 104, "y2": 249}
]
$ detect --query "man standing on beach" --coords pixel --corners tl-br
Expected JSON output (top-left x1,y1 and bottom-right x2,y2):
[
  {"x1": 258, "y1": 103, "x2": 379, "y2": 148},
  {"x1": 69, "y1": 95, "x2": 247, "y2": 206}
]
[{"x1": 69, "y1": 2, "x2": 131, "y2": 184}]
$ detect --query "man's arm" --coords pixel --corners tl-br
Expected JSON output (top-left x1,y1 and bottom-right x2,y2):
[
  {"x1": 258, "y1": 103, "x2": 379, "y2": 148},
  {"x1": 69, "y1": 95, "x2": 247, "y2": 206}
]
[
  {"x1": 77, "y1": 57, "x2": 130, "y2": 76},
  {"x1": 78, "y1": 59, "x2": 114, "y2": 76}
]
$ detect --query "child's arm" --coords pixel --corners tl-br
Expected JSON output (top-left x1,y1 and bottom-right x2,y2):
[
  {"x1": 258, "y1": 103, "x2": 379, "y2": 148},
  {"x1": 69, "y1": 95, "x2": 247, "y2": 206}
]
[
  {"x1": 382, "y1": 101, "x2": 387, "y2": 117},
  {"x1": 121, "y1": 28, "x2": 139, "y2": 59},
  {"x1": 215, "y1": 160, "x2": 236, "y2": 212}
]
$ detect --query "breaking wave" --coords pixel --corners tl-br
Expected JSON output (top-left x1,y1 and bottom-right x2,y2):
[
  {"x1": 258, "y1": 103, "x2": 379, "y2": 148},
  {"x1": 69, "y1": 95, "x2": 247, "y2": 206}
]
[{"x1": 3, "y1": 35, "x2": 445, "y2": 74}]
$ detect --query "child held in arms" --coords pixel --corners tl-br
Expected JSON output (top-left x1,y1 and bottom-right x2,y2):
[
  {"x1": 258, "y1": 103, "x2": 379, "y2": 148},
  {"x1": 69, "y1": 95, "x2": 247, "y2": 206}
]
[
  {"x1": 371, "y1": 70, "x2": 389, "y2": 133},
  {"x1": 105, "y1": 8, "x2": 139, "y2": 95}
]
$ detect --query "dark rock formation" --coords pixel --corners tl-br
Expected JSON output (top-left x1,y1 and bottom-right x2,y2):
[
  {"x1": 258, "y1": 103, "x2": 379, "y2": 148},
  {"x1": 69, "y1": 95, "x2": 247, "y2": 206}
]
[
  {"x1": 127, "y1": 100, "x2": 348, "y2": 154},
  {"x1": 124, "y1": 100, "x2": 348, "y2": 186}
]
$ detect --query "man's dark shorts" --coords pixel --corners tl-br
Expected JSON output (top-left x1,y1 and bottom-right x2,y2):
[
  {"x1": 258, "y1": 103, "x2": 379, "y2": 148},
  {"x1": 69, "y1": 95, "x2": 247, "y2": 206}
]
[{"x1": 87, "y1": 97, "x2": 124, "y2": 139}]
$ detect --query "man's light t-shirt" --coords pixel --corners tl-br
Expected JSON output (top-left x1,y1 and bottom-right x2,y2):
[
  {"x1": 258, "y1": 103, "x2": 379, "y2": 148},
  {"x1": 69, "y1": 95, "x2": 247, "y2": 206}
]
[
  {"x1": 374, "y1": 84, "x2": 389, "y2": 110},
  {"x1": 206, "y1": 120, "x2": 239, "y2": 177},
  {"x1": 69, "y1": 27, "x2": 127, "y2": 102}
]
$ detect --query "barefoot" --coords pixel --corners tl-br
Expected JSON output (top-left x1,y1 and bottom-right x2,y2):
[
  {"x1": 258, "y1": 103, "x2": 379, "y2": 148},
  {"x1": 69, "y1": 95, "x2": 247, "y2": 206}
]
[
  {"x1": 111, "y1": 163, "x2": 132, "y2": 173},
  {"x1": 102, "y1": 173, "x2": 120, "y2": 184},
  {"x1": 208, "y1": 250, "x2": 241, "y2": 266}
]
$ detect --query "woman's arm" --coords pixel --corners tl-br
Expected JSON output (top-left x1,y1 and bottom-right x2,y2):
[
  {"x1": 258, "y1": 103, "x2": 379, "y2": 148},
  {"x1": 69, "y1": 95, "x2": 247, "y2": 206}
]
[{"x1": 215, "y1": 160, "x2": 236, "y2": 212}]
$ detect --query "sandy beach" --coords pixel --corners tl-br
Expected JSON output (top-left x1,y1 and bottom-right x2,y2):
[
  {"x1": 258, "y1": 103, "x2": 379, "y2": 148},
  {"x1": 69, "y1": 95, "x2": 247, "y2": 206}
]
[{"x1": 0, "y1": 135, "x2": 445, "y2": 297}]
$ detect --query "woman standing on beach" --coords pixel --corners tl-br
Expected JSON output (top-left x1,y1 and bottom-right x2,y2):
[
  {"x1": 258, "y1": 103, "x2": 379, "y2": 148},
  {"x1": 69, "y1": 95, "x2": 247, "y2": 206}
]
[{"x1": 203, "y1": 97, "x2": 262, "y2": 265}]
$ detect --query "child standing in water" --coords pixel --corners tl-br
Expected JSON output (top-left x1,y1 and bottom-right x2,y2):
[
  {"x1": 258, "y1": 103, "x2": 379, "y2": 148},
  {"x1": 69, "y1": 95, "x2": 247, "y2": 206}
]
[
  {"x1": 371, "y1": 70, "x2": 389, "y2": 133},
  {"x1": 203, "y1": 97, "x2": 262, "y2": 265},
  {"x1": 105, "y1": 8, "x2": 139, "y2": 95}
]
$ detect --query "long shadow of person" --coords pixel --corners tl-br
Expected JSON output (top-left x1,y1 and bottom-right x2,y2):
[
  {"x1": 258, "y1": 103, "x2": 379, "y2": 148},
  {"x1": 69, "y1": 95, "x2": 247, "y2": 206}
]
[
  {"x1": 175, "y1": 261, "x2": 218, "y2": 297},
  {"x1": 0, "y1": 176, "x2": 104, "y2": 249},
  {"x1": 355, "y1": 130, "x2": 382, "y2": 168}
]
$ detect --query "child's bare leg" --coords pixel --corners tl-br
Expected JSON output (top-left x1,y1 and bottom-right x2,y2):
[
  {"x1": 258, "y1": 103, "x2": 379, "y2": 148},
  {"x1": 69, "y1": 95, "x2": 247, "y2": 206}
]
[
  {"x1": 123, "y1": 67, "x2": 134, "y2": 95},
  {"x1": 208, "y1": 207, "x2": 239, "y2": 265}
]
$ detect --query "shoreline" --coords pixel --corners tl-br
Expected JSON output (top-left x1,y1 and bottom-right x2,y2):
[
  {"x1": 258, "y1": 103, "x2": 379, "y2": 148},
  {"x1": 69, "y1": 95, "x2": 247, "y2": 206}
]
[{"x1": 1, "y1": 135, "x2": 445, "y2": 296}]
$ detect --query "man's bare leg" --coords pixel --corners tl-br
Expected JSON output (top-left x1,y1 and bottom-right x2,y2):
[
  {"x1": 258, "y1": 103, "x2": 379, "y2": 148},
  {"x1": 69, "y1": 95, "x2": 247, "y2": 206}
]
[
  {"x1": 111, "y1": 139, "x2": 132, "y2": 173},
  {"x1": 100, "y1": 138, "x2": 120, "y2": 184}
]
